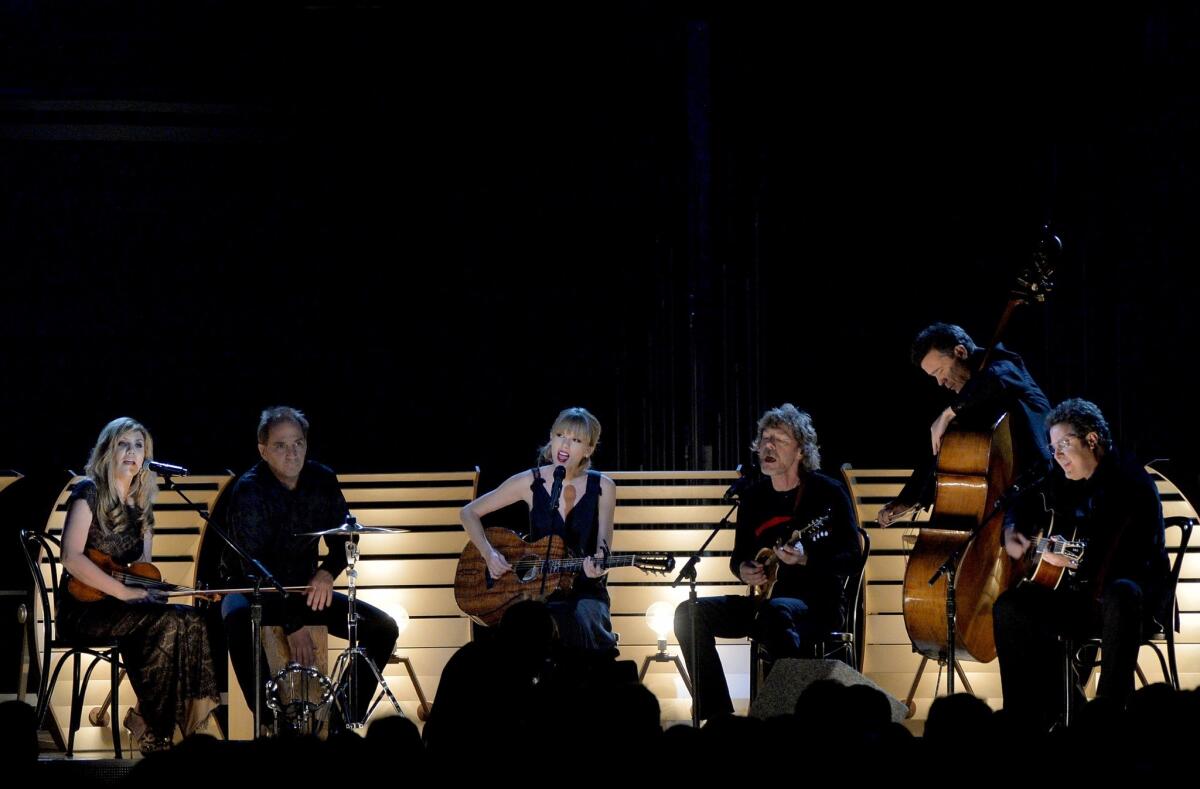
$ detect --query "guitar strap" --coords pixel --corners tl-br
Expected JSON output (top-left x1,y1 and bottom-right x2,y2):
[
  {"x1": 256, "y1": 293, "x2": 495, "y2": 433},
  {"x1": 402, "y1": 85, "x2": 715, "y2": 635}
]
[{"x1": 753, "y1": 477, "x2": 806, "y2": 540}]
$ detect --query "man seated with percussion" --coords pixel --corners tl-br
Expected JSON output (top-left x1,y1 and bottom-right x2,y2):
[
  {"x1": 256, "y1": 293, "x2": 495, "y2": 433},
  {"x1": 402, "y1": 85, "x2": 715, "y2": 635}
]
[
  {"x1": 673, "y1": 404, "x2": 861, "y2": 721},
  {"x1": 878, "y1": 322, "x2": 1052, "y2": 527},
  {"x1": 993, "y1": 398, "x2": 1170, "y2": 730},
  {"x1": 219, "y1": 406, "x2": 398, "y2": 731}
]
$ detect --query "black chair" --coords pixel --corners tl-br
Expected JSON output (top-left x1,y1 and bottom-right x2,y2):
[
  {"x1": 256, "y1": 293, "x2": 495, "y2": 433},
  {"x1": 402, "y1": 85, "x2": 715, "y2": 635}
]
[
  {"x1": 751, "y1": 526, "x2": 871, "y2": 698},
  {"x1": 1142, "y1": 515, "x2": 1194, "y2": 690},
  {"x1": 21, "y1": 529, "x2": 125, "y2": 757},
  {"x1": 810, "y1": 525, "x2": 871, "y2": 669},
  {"x1": 1062, "y1": 516, "x2": 1194, "y2": 725}
]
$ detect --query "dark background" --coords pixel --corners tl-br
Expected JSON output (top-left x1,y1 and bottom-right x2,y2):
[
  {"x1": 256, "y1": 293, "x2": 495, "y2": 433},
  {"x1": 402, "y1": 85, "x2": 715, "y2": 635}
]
[{"x1": 2, "y1": 3, "x2": 1198, "y2": 498}]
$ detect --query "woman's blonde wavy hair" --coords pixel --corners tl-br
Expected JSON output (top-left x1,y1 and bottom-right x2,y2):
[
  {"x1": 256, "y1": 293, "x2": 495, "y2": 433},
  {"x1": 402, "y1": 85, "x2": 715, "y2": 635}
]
[{"x1": 83, "y1": 417, "x2": 157, "y2": 536}]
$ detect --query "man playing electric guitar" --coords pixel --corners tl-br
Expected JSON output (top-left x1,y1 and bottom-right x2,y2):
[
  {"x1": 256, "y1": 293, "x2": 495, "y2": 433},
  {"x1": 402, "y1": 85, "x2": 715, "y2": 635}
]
[
  {"x1": 674, "y1": 404, "x2": 861, "y2": 721},
  {"x1": 993, "y1": 398, "x2": 1171, "y2": 730}
]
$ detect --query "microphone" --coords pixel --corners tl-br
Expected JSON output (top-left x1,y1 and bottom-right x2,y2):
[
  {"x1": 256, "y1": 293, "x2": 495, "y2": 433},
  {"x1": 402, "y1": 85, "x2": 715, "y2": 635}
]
[
  {"x1": 723, "y1": 463, "x2": 758, "y2": 501},
  {"x1": 549, "y1": 465, "x2": 567, "y2": 511},
  {"x1": 996, "y1": 458, "x2": 1054, "y2": 510},
  {"x1": 147, "y1": 459, "x2": 190, "y2": 477}
]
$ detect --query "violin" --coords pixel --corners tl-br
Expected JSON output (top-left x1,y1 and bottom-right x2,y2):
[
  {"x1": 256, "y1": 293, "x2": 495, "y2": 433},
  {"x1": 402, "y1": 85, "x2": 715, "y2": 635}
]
[{"x1": 67, "y1": 548, "x2": 306, "y2": 603}]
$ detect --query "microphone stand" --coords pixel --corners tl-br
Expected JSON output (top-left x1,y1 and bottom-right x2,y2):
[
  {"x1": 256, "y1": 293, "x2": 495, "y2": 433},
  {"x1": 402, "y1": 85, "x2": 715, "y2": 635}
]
[
  {"x1": 158, "y1": 472, "x2": 290, "y2": 739},
  {"x1": 539, "y1": 466, "x2": 566, "y2": 599},
  {"x1": 925, "y1": 463, "x2": 1048, "y2": 695},
  {"x1": 673, "y1": 497, "x2": 739, "y2": 728}
]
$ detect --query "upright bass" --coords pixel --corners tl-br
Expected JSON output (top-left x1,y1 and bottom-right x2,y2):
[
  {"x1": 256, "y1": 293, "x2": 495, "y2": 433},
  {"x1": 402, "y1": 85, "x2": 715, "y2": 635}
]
[{"x1": 903, "y1": 231, "x2": 1058, "y2": 663}]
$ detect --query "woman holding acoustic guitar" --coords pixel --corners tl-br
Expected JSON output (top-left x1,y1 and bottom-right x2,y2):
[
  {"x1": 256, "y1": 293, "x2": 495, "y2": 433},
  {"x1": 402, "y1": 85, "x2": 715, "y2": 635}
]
[
  {"x1": 458, "y1": 406, "x2": 618, "y2": 652},
  {"x1": 56, "y1": 417, "x2": 220, "y2": 753}
]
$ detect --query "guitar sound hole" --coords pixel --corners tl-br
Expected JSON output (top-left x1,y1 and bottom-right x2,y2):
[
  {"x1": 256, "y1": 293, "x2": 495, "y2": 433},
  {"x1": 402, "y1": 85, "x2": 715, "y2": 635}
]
[{"x1": 514, "y1": 556, "x2": 540, "y2": 583}]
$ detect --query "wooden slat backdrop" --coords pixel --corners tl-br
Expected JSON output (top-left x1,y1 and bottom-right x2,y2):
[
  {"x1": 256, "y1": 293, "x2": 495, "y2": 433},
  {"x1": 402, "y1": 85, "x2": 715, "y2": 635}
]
[
  {"x1": 31, "y1": 468, "x2": 749, "y2": 738},
  {"x1": 35, "y1": 461, "x2": 1191, "y2": 747},
  {"x1": 0, "y1": 470, "x2": 22, "y2": 495},
  {"x1": 606, "y1": 470, "x2": 743, "y2": 722}
]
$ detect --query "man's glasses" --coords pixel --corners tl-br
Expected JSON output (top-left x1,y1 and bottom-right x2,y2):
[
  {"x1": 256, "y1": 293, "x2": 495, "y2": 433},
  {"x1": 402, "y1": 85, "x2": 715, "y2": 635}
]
[{"x1": 1047, "y1": 434, "x2": 1082, "y2": 456}]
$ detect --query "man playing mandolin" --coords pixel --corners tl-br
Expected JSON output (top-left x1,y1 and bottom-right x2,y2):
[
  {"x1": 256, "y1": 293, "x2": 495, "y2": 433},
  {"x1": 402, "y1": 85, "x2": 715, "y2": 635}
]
[
  {"x1": 993, "y1": 398, "x2": 1170, "y2": 729},
  {"x1": 674, "y1": 404, "x2": 861, "y2": 721}
]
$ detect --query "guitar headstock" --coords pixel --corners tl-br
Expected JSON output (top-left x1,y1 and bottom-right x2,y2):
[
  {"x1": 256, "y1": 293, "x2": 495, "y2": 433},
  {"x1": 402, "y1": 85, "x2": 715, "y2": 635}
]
[
  {"x1": 635, "y1": 553, "x2": 676, "y2": 575},
  {"x1": 781, "y1": 512, "x2": 833, "y2": 548},
  {"x1": 1056, "y1": 539, "x2": 1087, "y2": 561},
  {"x1": 1012, "y1": 225, "x2": 1060, "y2": 305},
  {"x1": 1040, "y1": 535, "x2": 1087, "y2": 561},
  {"x1": 800, "y1": 512, "x2": 832, "y2": 537}
]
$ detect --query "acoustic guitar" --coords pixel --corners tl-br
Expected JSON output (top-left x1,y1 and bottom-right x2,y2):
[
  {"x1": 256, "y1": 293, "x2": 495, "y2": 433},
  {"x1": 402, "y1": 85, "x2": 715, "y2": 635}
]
[{"x1": 455, "y1": 527, "x2": 674, "y2": 626}]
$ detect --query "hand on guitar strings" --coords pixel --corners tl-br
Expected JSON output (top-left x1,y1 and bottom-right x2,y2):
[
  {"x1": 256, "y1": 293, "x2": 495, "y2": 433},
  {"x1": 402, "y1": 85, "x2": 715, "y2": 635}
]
[
  {"x1": 485, "y1": 547, "x2": 513, "y2": 579},
  {"x1": 738, "y1": 561, "x2": 767, "y2": 586},
  {"x1": 773, "y1": 541, "x2": 806, "y2": 566},
  {"x1": 1003, "y1": 526, "x2": 1031, "y2": 560},
  {"x1": 583, "y1": 541, "x2": 611, "y2": 578}
]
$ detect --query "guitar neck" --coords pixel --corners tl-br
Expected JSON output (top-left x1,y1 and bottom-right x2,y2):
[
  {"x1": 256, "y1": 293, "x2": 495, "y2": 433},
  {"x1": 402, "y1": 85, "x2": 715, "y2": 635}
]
[
  {"x1": 550, "y1": 554, "x2": 639, "y2": 572},
  {"x1": 1033, "y1": 537, "x2": 1083, "y2": 553},
  {"x1": 762, "y1": 513, "x2": 830, "y2": 558}
]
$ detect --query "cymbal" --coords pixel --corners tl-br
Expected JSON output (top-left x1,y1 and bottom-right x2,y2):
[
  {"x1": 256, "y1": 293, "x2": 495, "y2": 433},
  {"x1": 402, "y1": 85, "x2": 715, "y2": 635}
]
[{"x1": 297, "y1": 521, "x2": 408, "y2": 537}]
